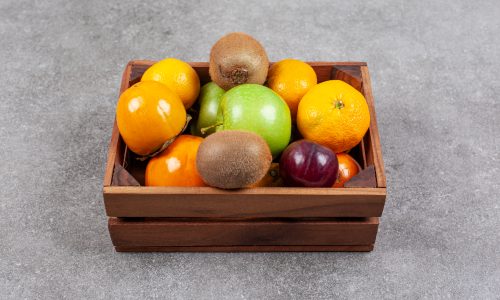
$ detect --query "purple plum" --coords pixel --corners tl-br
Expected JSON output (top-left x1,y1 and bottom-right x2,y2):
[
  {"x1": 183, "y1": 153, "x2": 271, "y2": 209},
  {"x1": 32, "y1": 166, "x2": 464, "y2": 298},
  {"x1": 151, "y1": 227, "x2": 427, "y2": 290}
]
[{"x1": 279, "y1": 140, "x2": 339, "y2": 187}]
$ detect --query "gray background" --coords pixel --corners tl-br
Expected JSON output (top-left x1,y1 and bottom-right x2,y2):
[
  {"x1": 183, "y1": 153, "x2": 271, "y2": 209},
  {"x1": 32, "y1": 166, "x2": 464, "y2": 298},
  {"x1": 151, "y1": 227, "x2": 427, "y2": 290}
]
[{"x1": 1, "y1": 0, "x2": 499, "y2": 299}]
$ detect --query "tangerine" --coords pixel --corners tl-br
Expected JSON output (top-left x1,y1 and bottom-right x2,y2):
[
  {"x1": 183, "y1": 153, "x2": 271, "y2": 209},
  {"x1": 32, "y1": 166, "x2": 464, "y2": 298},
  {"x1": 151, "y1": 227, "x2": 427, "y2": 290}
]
[
  {"x1": 145, "y1": 135, "x2": 206, "y2": 187},
  {"x1": 267, "y1": 59, "x2": 317, "y2": 120},
  {"x1": 141, "y1": 58, "x2": 200, "y2": 109},
  {"x1": 116, "y1": 81, "x2": 186, "y2": 156},
  {"x1": 297, "y1": 80, "x2": 370, "y2": 153}
]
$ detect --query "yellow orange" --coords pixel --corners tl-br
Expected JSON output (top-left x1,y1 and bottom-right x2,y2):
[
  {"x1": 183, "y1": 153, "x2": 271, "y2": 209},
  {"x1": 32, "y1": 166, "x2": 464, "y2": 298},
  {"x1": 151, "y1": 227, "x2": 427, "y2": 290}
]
[
  {"x1": 116, "y1": 81, "x2": 187, "y2": 156},
  {"x1": 145, "y1": 135, "x2": 206, "y2": 187},
  {"x1": 297, "y1": 80, "x2": 370, "y2": 153},
  {"x1": 267, "y1": 59, "x2": 317, "y2": 119},
  {"x1": 141, "y1": 58, "x2": 200, "y2": 109}
]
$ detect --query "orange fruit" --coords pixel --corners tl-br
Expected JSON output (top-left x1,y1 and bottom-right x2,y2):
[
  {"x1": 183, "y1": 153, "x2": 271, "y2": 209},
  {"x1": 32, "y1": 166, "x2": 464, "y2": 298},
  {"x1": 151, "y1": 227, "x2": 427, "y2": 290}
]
[
  {"x1": 267, "y1": 59, "x2": 317, "y2": 119},
  {"x1": 116, "y1": 81, "x2": 187, "y2": 156},
  {"x1": 141, "y1": 58, "x2": 200, "y2": 109},
  {"x1": 297, "y1": 80, "x2": 370, "y2": 153},
  {"x1": 145, "y1": 135, "x2": 206, "y2": 187},
  {"x1": 250, "y1": 163, "x2": 283, "y2": 187},
  {"x1": 333, "y1": 153, "x2": 361, "y2": 187}
]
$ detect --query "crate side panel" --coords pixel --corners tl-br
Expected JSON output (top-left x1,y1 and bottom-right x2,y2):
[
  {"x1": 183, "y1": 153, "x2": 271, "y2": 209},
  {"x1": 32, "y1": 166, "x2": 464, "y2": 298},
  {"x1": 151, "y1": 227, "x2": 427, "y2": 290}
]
[
  {"x1": 360, "y1": 66, "x2": 386, "y2": 187},
  {"x1": 103, "y1": 62, "x2": 132, "y2": 187},
  {"x1": 103, "y1": 187, "x2": 386, "y2": 218},
  {"x1": 331, "y1": 65, "x2": 363, "y2": 92},
  {"x1": 109, "y1": 217, "x2": 379, "y2": 247},
  {"x1": 114, "y1": 245, "x2": 374, "y2": 252}
]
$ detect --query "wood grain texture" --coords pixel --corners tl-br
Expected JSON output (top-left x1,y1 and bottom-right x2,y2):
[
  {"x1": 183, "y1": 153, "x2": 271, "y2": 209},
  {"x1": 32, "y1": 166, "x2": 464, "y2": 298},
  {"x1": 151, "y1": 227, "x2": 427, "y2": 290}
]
[
  {"x1": 102, "y1": 62, "x2": 131, "y2": 187},
  {"x1": 332, "y1": 65, "x2": 363, "y2": 91},
  {"x1": 114, "y1": 244, "x2": 374, "y2": 252},
  {"x1": 359, "y1": 137, "x2": 368, "y2": 169},
  {"x1": 126, "y1": 60, "x2": 368, "y2": 86},
  {"x1": 103, "y1": 123, "x2": 119, "y2": 187},
  {"x1": 108, "y1": 217, "x2": 379, "y2": 247},
  {"x1": 363, "y1": 127, "x2": 374, "y2": 167},
  {"x1": 361, "y1": 66, "x2": 387, "y2": 188},
  {"x1": 112, "y1": 163, "x2": 140, "y2": 186},
  {"x1": 103, "y1": 186, "x2": 386, "y2": 218},
  {"x1": 344, "y1": 165, "x2": 377, "y2": 188}
]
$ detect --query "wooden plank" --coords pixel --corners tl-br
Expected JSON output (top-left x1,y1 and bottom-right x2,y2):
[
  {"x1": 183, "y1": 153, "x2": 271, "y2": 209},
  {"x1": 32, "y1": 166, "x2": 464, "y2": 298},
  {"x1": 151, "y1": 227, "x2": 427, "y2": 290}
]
[
  {"x1": 103, "y1": 186, "x2": 386, "y2": 218},
  {"x1": 112, "y1": 163, "x2": 140, "y2": 186},
  {"x1": 114, "y1": 244, "x2": 374, "y2": 252},
  {"x1": 363, "y1": 127, "x2": 374, "y2": 166},
  {"x1": 331, "y1": 65, "x2": 363, "y2": 91},
  {"x1": 103, "y1": 62, "x2": 132, "y2": 187},
  {"x1": 108, "y1": 217, "x2": 379, "y2": 247},
  {"x1": 103, "y1": 122, "x2": 119, "y2": 187},
  {"x1": 359, "y1": 137, "x2": 368, "y2": 169},
  {"x1": 344, "y1": 165, "x2": 377, "y2": 188},
  {"x1": 313, "y1": 65, "x2": 334, "y2": 82},
  {"x1": 360, "y1": 66, "x2": 387, "y2": 187},
  {"x1": 127, "y1": 60, "x2": 367, "y2": 85},
  {"x1": 129, "y1": 61, "x2": 367, "y2": 68},
  {"x1": 308, "y1": 61, "x2": 367, "y2": 66}
]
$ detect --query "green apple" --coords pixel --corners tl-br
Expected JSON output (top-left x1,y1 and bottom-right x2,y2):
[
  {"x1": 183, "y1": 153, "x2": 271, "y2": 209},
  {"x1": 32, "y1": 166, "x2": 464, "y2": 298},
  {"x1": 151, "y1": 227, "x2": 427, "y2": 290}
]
[
  {"x1": 195, "y1": 82, "x2": 225, "y2": 136},
  {"x1": 216, "y1": 84, "x2": 291, "y2": 157}
]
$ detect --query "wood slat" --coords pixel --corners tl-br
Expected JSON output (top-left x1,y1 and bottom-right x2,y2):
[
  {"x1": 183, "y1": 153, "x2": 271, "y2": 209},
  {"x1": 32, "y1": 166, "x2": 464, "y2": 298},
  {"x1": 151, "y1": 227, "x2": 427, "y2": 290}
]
[
  {"x1": 109, "y1": 217, "x2": 379, "y2": 247},
  {"x1": 102, "y1": 63, "x2": 132, "y2": 187},
  {"x1": 344, "y1": 166, "x2": 377, "y2": 188},
  {"x1": 126, "y1": 61, "x2": 368, "y2": 85},
  {"x1": 112, "y1": 164, "x2": 140, "y2": 186},
  {"x1": 129, "y1": 61, "x2": 367, "y2": 68},
  {"x1": 103, "y1": 186, "x2": 386, "y2": 218},
  {"x1": 114, "y1": 244, "x2": 374, "y2": 252},
  {"x1": 363, "y1": 128, "x2": 374, "y2": 167},
  {"x1": 331, "y1": 65, "x2": 363, "y2": 91},
  {"x1": 360, "y1": 66, "x2": 387, "y2": 187},
  {"x1": 359, "y1": 137, "x2": 368, "y2": 169}
]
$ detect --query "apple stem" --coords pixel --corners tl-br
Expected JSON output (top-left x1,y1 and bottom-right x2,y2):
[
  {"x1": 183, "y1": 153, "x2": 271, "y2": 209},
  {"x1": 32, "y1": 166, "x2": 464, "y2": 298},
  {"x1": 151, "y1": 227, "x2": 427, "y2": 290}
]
[{"x1": 200, "y1": 122, "x2": 223, "y2": 134}]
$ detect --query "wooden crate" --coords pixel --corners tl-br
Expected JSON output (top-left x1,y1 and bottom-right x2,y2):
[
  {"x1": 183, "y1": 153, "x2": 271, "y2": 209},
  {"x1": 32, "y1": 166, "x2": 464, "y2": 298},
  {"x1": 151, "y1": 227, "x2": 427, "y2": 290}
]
[{"x1": 103, "y1": 61, "x2": 386, "y2": 252}]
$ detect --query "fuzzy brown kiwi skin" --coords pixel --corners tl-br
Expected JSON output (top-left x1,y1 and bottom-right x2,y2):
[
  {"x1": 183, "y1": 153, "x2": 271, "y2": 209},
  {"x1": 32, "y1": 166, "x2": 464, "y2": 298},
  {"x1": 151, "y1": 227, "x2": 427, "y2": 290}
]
[
  {"x1": 209, "y1": 32, "x2": 269, "y2": 90},
  {"x1": 196, "y1": 130, "x2": 272, "y2": 189}
]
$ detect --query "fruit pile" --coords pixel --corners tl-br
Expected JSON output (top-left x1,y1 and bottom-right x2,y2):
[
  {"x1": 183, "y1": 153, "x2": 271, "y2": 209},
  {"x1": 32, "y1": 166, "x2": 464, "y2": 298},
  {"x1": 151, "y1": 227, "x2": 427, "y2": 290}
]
[{"x1": 116, "y1": 32, "x2": 370, "y2": 189}]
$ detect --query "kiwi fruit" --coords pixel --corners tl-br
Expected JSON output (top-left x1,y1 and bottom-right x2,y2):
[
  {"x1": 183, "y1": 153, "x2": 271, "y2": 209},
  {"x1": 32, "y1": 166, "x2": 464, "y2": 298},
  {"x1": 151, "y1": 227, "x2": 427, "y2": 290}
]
[
  {"x1": 209, "y1": 32, "x2": 269, "y2": 90},
  {"x1": 196, "y1": 130, "x2": 272, "y2": 189}
]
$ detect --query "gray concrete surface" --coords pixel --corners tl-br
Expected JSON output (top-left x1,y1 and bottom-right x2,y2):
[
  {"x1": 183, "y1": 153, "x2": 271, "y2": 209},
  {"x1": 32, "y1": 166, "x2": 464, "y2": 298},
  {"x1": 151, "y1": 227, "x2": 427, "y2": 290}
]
[{"x1": 1, "y1": 0, "x2": 499, "y2": 299}]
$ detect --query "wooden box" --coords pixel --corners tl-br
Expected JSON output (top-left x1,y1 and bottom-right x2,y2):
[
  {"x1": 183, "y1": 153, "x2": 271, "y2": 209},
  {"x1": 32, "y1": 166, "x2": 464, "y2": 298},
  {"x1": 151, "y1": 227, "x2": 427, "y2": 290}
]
[{"x1": 103, "y1": 60, "x2": 386, "y2": 252}]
